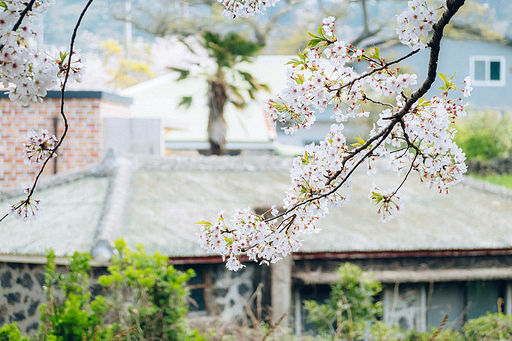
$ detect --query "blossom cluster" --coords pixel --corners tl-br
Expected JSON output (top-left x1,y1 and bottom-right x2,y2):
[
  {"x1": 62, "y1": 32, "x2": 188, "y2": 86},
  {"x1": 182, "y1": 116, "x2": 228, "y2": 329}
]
[
  {"x1": 217, "y1": 0, "x2": 279, "y2": 18},
  {"x1": 200, "y1": 123, "x2": 354, "y2": 271},
  {"x1": 0, "y1": 0, "x2": 84, "y2": 105},
  {"x1": 205, "y1": 0, "x2": 470, "y2": 271},
  {"x1": 23, "y1": 129, "x2": 58, "y2": 165},
  {"x1": 396, "y1": 0, "x2": 439, "y2": 50},
  {"x1": 7, "y1": 185, "x2": 42, "y2": 221},
  {"x1": 369, "y1": 185, "x2": 402, "y2": 223},
  {"x1": 6, "y1": 128, "x2": 57, "y2": 221}
]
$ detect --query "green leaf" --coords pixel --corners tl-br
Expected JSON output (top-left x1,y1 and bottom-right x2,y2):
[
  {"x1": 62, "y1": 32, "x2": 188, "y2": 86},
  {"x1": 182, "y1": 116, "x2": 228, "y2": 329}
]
[
  {"x1": 317, "y1": 24, "x2": 324, "y2": 37},
  {"x1": 355, "y1": 137, "x2": 365, "y2": 145},
  {"x1": 169, "y1": 67, "x2": 190, "y2": 81},
  {"x1": 371, "y1": 192, "x2": 383, "y2": 204},
  {"x1": 196, "y1": 220, "x2": 213, "y2": 227},
  {"x1": 302, "y1": 152, "x2": 309, "y2": 165},
  {"x1": 418, "y1": 98, "x2": 431, "y2": 107},
  {"x1": 178, "y1": 96, "x2": 192, "y2": 109},
  {"x1": 374, "y1": 47, "x2": 380, "y2": 60},
  {"x1": 295, "y1": 74, "x2": 305, "y2": 85},
  {"x1": 439, "y1": 73, "x2": 448, "y2": 83},
  {"x1": 284, "y1": 58, "x2": 302, "y2": 66}
]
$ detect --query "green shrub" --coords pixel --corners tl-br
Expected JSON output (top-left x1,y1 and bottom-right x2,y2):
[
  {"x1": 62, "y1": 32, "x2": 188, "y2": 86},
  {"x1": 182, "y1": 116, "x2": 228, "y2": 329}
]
[
  {"x1": 39, "y1": 250, "x2": 111, "y2": 341},
  {"x1": 403, "y1": 327, "x2": 464, "y2": 341},
  {"x1": 98, "y1": 239, "x2": 197, "y2": 341},
  {"x1": 303, "y1": 263, "x2": 383, "y2": 340},
  {"x1": 0, "y1": 323, "x2": 29, "y2": 341},
  {"x1": 463, "y1": 312, "x2": 512, "y2": 341},
  {"x1": 0, "y1": 240, "x2": 201, "y2": 341},
  {"x1": 454, "y1": 110, "x2": 512, "y2": 160}
]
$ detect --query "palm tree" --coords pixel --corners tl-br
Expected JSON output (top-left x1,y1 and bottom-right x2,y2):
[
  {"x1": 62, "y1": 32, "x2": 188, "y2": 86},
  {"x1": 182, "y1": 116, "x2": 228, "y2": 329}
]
[{"x1": 172, "y1": 31, "x2": 270, "y2": 155}]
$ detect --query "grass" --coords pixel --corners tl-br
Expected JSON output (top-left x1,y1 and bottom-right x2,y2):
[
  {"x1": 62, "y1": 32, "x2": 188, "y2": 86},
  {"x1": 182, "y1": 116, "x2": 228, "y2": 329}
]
[{"x1": 470, "y1": 173, "x2": 512, "y2": 189}]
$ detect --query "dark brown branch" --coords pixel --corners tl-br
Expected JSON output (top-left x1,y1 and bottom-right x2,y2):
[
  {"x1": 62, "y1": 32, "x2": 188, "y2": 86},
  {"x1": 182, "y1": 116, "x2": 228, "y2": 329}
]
[
  {"x1": 326, "y1": 48, "x2": 420, "y2": 94},
  {"x1": 12, "y1": 0, "x2": 36, "y2": 31},
  {"x1": 263, "y1": 0, "x2": 466, "y2": 224}
]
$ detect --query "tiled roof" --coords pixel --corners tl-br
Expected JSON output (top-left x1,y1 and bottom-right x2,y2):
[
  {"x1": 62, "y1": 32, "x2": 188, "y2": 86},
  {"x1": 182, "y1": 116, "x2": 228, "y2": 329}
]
[{"x1": 2, "y1": 154, "x2": 512, "y2": 262}]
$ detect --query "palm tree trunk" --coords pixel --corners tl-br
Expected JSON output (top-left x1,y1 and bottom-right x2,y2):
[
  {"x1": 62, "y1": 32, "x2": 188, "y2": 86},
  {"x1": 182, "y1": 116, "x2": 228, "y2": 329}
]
[{"x1": 207, "y1": 79, "x2": 228, "y2": 155}]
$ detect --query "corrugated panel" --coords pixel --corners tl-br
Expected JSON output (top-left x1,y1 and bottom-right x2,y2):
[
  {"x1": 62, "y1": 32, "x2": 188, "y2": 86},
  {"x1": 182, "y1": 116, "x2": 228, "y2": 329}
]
[{"x1": 124, "y1": 160, "x2": 512, "y2": 257}]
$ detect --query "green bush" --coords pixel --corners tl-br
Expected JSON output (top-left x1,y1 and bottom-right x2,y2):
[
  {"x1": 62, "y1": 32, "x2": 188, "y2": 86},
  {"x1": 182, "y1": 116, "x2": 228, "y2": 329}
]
[
  {"x1": 0, "y1": 323, "x2": 29, "y2": 341},
  {"x1": 403, "y1": 327, "x2": 464, "y2": 341},
  {"x1": 39, "y1": 250, "x2": 111, "y2": 341},
  {"x1": 98, "y1": 239, "x2": 197, "y2": 341},
  {"x1": 0, "y1": 240, "x2": 201, "y2": 341},
  {"x1": 463, "y1": 313, "x2": 512, "y2": 340},
  {"x1": 303, "y1": 263, "x2": 383, "y2": 340},
  {"x1": 454, "y1": 110, "x2": 512, "y2": 160}
]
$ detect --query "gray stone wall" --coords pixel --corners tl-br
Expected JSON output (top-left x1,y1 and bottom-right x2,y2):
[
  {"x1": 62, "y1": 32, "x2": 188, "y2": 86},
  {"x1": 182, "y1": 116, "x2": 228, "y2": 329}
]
[{"x1": 0, "y1": 262, "x2": 46, "y2": 334}]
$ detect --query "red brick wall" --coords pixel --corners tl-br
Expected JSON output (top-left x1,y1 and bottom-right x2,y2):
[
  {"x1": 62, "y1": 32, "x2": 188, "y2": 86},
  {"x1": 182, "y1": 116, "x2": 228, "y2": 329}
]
[{"x1": 0, "y1": 95, "x2": 130, "y2": 192}]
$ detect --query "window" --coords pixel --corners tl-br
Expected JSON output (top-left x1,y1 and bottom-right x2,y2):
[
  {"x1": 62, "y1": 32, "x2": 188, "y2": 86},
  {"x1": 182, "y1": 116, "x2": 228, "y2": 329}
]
[
  {"x1": 470, "y1": 56, "x2": 506, "y2": 86},
  {"x1": 174, "y1": 264, "x2": 209, "y2": 315}
]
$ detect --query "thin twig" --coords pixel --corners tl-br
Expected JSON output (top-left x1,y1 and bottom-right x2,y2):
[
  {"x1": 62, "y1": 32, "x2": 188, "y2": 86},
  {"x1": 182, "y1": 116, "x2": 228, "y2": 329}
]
[
  {"x1": 261, "y1": 313, "x2": 286, "y2": 341},
  {"x1": 362, "y1": 94, "x2": 395, "y2": 108},
  {"x1": 0, "y1": 0, "x2": 95, "y2": 224},
  {"x1": 428, "y1": 314, "x2": 448, "y2": 340}
]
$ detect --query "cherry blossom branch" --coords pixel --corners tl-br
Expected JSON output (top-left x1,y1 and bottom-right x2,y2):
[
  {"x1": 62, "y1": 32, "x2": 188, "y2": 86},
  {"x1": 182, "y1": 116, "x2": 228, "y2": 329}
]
[
  {"x1": 12, "y1": 0, "x2": 36, "y2": 31},
  {"x1": 200, "y1": 0, "x2": 469, "y2": 271},
  {"x1": 26, "y1": 0, "x2": 94, "y2": 198},
  {"x1": 326, "y1": 48, "x2": 420, "y2": 94},
  {"x1": 0, "y1": 0, "x2": 94, "y2": 224},
  {"x1": 390, "y1": 151, "x2": 419, "y2": 200},
  {"x1": 288, "y1": 0, "x2": 465, "y2": 212}
]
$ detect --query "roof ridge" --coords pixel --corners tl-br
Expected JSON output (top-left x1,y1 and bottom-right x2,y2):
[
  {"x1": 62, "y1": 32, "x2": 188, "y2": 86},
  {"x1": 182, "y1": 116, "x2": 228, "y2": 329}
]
[
  {"x1": 91, "y1": 156, "x2": 134, "y2": 264},
  {"x1": 133, "y1": 154, "x2": 294, "y2": 171}
]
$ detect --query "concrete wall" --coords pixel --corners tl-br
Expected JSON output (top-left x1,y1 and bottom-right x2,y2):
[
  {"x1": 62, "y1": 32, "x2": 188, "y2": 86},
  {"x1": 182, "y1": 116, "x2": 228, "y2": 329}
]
[{"x1": 103, "y1": 118, "x2": 163, "y2": 156}]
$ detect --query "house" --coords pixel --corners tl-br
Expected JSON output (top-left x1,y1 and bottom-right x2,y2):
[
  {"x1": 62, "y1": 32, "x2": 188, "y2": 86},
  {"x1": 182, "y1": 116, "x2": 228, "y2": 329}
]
[
  {"x1": 1, "y1": 154, "x2": 512, "y2": 334},
  {"x1": 393, "y1": 39, "x2": 512, "y2": 110}
]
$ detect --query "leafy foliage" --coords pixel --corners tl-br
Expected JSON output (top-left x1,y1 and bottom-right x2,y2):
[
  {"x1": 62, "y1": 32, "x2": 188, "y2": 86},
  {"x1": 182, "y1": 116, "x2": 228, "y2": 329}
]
[
  {"x1": 0, "y1": 323, "x2": 29, "y2": 341},
  {"x1": 463, "y1": 313, "x2": 512, "y2": 341},
  {"x1": 1, "y1": 241, "x2": 200, "y2": 341},
  {"x1": 102, "y1": 39, "x2": 155, "y2": 88},
  {"x1": 39, "y1": 250, "x2": 110, "y2": 341},
  {"x1": 304, "y1": 264, "x2": 383, "y2": 340},
  {"x1": 98, "y1": 239, "x2": 197, "y2": 341},
  {"x1": 454, "y1": 110, "x2": 512, "y2": 160}
]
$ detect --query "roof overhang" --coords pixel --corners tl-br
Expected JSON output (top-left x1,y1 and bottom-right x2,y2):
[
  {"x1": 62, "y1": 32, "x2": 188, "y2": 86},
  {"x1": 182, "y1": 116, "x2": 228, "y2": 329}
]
[
  {"x1": 294, "y1": 267, "x2": 512, "y2": 284},
  {"x1": 0, "y1": 254, "x2": 110, "y2": 267},
  {"x1": 165, "y1": 141, "x2": 275, "y2": 151},
  {"x1": 292, "y1": 248, "x2": 512, "y2": 260}
]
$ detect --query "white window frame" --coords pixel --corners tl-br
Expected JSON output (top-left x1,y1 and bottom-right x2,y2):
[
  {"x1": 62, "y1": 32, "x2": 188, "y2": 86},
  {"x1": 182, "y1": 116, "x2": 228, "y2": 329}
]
[{"x1": 469, "y1": 55, "x2": 506, "y2": 87}]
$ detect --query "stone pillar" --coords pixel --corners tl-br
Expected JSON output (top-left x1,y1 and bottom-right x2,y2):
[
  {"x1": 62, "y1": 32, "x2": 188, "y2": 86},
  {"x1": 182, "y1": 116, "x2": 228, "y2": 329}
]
[{"x1": 271, "y1": 255, "x2": 292, "y2": 328}]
